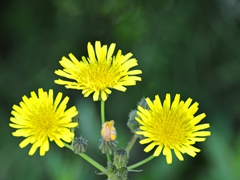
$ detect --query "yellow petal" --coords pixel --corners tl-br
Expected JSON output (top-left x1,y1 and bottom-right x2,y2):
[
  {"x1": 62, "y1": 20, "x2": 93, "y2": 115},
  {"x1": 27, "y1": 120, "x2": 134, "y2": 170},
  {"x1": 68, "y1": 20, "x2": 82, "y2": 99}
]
[
  {"x1": 139, "y1": 138, "x2": 152, "y2": 144},
  {"x1": 174, "y1": 149, "x2": 184, "y2": 161},
  {"x1": 153, "y1": 145, "x2": 163, "y2": 156},
  {"x1": 144, "y1": 142, "x2": 157, "y2": 152},
  {"x1": 19, "y1": 137, "x2": 32, "y2": 148},
  {"x1": 107, "y1": 43, "x2": 116, "y2": 61},
  {"x1": 29, "y1": 142, "x2": 39, "y2": 156},
  {"x1": 163, "y1": 147, "x2": 172, "y2": 164}
]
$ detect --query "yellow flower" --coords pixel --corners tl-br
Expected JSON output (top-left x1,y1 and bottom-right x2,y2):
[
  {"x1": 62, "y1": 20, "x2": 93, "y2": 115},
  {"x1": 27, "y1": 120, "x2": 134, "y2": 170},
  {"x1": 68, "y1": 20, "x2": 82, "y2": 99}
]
[
  {"x1": 54, "y1": 41, "x2": 142, "y2": 101},
  {"x1": 9, "y1": 88, "x2": 78, "y2": 156},
  {"x1": 136, "y1": 94, "x2": 211, "y2": 164}
]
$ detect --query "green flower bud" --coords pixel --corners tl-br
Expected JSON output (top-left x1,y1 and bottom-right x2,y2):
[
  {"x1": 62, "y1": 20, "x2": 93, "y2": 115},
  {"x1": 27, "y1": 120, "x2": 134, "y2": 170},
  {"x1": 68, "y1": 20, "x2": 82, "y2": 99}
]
[
  {"x1": 111, "y1": 167, "x2": 128, "y2": 180},
  {"x1": 127, "y1": 97, "x2": 149, "y2": 139},
  {"x1": 127, "y1": 110, "x2": 139, "y2": 133},
  {"x1": 72, "y1": 136, "x2": 87, "y2": 154},
  {"x1": 98, "y1": 138, "x2": 118, "y2": 155},
  {"x1": 107, "y1": 162, "x2": 117, "y2": 174},
  {"x1": 137, "y1": 97, "x2": 149, "y2": 110},
  {"x1": 113, "y1": 148, "x2": 128, "y2": 169}
]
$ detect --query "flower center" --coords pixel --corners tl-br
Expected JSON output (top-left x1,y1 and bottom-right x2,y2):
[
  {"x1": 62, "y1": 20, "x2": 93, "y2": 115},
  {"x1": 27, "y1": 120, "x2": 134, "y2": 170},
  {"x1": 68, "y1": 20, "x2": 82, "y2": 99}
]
[
  {"x1": 78, "y1": 61, "x2": 121, "y2": 90},
  {"x1": 30, "y1": 104, "x2": 56, "y2": 132},
  {"x1": 152, "y1": 109, "x2": 190, "y2": 147}
]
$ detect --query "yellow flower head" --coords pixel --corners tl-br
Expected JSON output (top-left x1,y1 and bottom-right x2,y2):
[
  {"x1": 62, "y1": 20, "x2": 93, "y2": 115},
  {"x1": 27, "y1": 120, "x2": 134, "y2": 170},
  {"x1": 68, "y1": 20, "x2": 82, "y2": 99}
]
[
  {"x1": 136, "y1": 94, "x2": 211, "y2": 164},
  {"x1": 9, "y1": 88, "x2": 78, "y2": 156},
  {"x1": 54, "y1": 41, "x2": 142, "y2": 101}
]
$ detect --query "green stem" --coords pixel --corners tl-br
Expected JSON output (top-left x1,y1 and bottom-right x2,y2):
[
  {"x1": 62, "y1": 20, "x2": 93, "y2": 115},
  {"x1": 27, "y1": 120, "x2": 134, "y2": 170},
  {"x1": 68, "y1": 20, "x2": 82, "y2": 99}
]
[
  {"x1": 64, "y1": 143, "x2": 107, "y2": 174},
  {"x1": 100, "y1": 100, "x2": 111, "y2": 164},
  {"x1": 107, "y1": 154, "x2": 111, "y2": 163},
  {"x1": 125, "y1": 134, "x2": 138, "y2": 154},
  {"x1": 127, "y1": 155, "x2": 155, "y2": 170},
  {"x1": 101, "y1": 100, "x2": 105, "y2": 125}
]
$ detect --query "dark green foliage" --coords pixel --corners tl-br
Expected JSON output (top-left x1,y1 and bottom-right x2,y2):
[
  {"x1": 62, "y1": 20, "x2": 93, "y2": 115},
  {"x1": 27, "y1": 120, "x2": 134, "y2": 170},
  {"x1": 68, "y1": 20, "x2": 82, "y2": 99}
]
[{"x1": 1, "y1": 0, "x2": 240, "y2": 179}]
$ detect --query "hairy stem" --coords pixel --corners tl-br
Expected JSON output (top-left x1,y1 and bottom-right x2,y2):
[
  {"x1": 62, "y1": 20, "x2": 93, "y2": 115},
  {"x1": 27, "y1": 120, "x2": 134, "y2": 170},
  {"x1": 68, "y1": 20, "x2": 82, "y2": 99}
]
[
  {"x1": 100, "y1": 100, "x2": 111, "y2": 163},
  {"x1": 64, "y1": 143, "x2": 107, "y2": 174},
  {"x1": 125, "y1": 134, "x2": 138, "y2": 154},
  {"x1": 128, "y1": 155, "x2": 155, "y2": 170}
]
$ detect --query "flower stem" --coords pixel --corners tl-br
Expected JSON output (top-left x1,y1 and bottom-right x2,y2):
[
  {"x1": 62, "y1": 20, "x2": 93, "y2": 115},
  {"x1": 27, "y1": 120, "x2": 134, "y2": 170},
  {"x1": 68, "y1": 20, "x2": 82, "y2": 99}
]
[
  {"x1": 101, "y1": 100, "x2": 105, "y2": 125},
  {"x1": 100, "y1": 100, "x2": 111, "y2": 163},
  {"x1": 127, "y1": 155, "x2": 155, "y2": 170},
  {"x1": 64, "y1": 143, "x2": 107, "y2": 174},
  {"x1": 125, "y1": 134, "x2": 138, "y2": 154}
]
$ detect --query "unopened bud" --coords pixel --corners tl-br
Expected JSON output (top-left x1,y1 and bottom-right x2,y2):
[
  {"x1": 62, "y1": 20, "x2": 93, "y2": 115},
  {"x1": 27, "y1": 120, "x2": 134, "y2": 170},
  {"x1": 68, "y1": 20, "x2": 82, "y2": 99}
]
[
  {"x1": 113, "y1": 148, "x2": 128, "y2": 169},
  {"x1": 72, "y1": 136, "x2": 87, "y2": 154},
  {"x1": 137, "y1": 97, "x2": 149, "y2": 109},
  {"x1": 127, "y1": 98, "x2": 149, "y2": 139},
  {"x1": 101, "y1": 120, "x2": 117, "y2": 141},
  {"x1": 98, "y1": 138, "x2": 118, "y2": 155},
  {"x1": 127, "y1": 110, "x2": 139, "y2": 133},
  {"x1": 111, "y1": 167, "x2": 128, "y2": 180}
]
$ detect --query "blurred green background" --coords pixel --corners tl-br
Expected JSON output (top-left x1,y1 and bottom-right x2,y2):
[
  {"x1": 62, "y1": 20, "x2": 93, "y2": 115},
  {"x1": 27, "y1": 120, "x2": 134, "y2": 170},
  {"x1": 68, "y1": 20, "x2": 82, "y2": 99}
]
[{"x1": 1, "y1": 0, "x2": 240, "y2": 179}]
